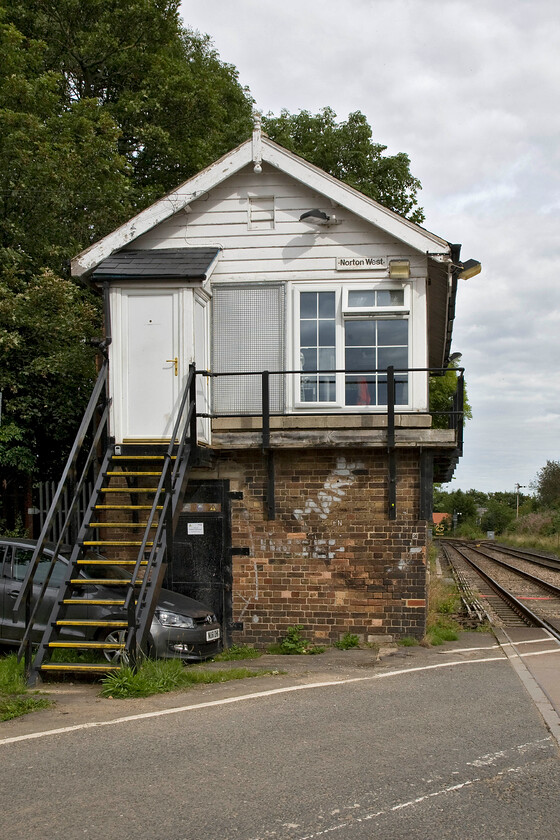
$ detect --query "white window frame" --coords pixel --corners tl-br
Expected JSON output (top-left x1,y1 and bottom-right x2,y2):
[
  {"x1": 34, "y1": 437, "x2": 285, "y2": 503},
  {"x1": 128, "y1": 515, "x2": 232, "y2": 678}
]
[
  {"x1": 342, "y1": 284, "x2": 409, "y2": 315},
  {"x1": 290, "y1": 282, "x2": 417, "y2": 412}
]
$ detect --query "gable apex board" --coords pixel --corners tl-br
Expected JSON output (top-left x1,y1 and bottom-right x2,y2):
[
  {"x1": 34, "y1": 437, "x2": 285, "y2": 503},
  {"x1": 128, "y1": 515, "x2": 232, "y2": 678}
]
[
  {"x1": 261, "y1": 139, "x2": 450, "y2": 257},
  {"x1": 72, "y1": 140, "x2": 254, "y2": 277},
  {"x1": 72, "y1": 136, "x2": 451, "y2": 278}
]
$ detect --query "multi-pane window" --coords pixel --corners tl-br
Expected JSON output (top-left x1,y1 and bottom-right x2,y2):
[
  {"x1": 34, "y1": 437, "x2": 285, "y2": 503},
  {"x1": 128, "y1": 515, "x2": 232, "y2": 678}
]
[
  {"x1": 345, "y1": 319, "x2": 408, "y2": 405},
  {"x1": 297, "y1": 285, "x2": 409, "y2": 407},
  {"x1": 299, "y1": 291, "x2": 336, "y2": 402}
]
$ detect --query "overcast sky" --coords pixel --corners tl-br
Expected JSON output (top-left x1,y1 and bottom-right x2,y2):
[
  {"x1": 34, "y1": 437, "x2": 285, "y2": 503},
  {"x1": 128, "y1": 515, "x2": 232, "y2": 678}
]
[{"x1": 181, "y1": 0, "x2": 560, "y2": 494}]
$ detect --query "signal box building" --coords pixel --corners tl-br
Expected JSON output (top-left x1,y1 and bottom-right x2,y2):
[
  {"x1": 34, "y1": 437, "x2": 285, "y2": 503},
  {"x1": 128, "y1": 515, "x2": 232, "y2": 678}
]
[{"x1": 71, "y1": 122, "x2": 472, "y2": 647}]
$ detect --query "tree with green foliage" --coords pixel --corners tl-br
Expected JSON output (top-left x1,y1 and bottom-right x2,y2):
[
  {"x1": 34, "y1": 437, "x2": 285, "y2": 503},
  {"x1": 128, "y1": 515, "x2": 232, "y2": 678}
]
[
  {"x1": 0, "y1": 14, "x2": 132, "y2": 274},
  {"x1": 429, "y1": 363, "x2": 471, "y2": 430},
  {"x1": 433, "y1": 488, "x2": 478, "y2": 524},
  {"x1": 0, "y1": 272, "x2": 100, "y2": 476},
  {"x1": 263, "y1": 107, "x2": 424, "y2": 224},
  {"x1": 3, "y1": 0, "x2": 254, "y2": 206},
  {"x1": 0, "y1": 1, "x2": 254, "y2": 529},
  {"x1": 532, "y1": 460, "x2": 560, "y2": 509},
  {"x1": 0, "y1": 12, "x2": 125, "y2": 520},
  {"x1": 480, "y1": 498, "x2": 515, "y2": 535}
]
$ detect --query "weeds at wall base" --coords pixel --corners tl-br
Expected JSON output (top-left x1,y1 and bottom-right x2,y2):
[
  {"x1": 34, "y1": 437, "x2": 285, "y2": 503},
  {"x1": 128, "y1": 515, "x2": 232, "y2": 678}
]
[{"x1": 426, "y1": 543, "x2": 462, "y2": 646}]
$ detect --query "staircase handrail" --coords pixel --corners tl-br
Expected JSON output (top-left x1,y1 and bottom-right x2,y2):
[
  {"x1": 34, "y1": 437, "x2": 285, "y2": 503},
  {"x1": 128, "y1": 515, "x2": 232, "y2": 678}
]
[
  {"x1": 16, "y1": 402, "x2": 110, "y2": 660},
  {"x1": 124, "y1": 365, "x2": 197, "y2": 658},
  {"x1": 13, "y1": 360, "x2": 109, "y2": 620}
]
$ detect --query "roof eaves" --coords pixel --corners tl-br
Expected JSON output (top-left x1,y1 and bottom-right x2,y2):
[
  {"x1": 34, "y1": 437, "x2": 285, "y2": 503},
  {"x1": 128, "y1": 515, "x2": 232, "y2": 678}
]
[
  {"x1": 72, "y1": 141, "x2": 253, "y2": 278},
  {"x1": 261, "y1": 137, "x2": 450, "y2": 255}
]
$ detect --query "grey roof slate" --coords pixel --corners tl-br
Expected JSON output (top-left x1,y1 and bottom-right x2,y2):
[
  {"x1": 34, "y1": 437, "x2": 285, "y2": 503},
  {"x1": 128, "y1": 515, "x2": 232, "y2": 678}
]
[{"x1": 91, "y1": 248, "x2": 220, "y2": 280}]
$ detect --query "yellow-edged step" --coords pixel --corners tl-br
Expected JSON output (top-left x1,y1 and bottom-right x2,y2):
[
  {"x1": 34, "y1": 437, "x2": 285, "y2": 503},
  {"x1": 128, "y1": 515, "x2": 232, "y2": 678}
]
[
  {"x1": 100, "y1": 488, "x2": 163, "y2": 493},
  {"x1": 63, "y1": 599, "x2": 126, "y2": 605},
  {"x1": 76, "y1": 558, "x2": 148, "y2": 566},
  {"x1": 48, "y1": 642, "x2": 125, "y2": 649},
  {"x1": 83, "y1": 541, "x2": 153, "y2": 546},
  {"x1": 70, "y1": 578, "x2": 138, "y2": 586},
  {"x1": 105, "y1": 471, "x2": 163, "y2": 476},
  {"x1": 56, "y1": 619, "x2": 128, "y2": 627},
  {"x1": 94, "y1": 505, "x2": 164, "y2": 510},
  {"x1": 111, "y1": 455, "x2": 176, "y2": 460},
  {"x1": 87, "y1": 522, "x2": 157, "y2": 528},
  {"x1": 40, "y1": 663, "x2": 120, "y2": 672}
]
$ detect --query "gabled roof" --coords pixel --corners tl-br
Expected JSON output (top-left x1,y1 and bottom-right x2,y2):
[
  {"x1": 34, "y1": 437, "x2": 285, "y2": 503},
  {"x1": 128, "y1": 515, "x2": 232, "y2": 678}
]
[
  {"x1": 91, "y1": 247, "x2": 220, "y2": 281},
  {"x1": 71, "y1": 132, "x2": 452, "y2": 278}
]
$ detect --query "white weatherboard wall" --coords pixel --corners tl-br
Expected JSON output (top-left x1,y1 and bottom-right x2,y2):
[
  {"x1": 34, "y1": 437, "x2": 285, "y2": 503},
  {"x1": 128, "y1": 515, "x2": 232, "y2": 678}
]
[
  {"x1": 129, "y1": 163, "x2": 429, "y2": 283},
  {"x1": 127, "y1": 162, "x2": 430, "y2": 414}
]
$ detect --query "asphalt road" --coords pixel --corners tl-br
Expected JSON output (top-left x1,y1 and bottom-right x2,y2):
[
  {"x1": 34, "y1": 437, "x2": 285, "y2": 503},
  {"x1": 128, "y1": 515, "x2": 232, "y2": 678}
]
[{"x1": 2, "y1": 635, "x2": 560, "y2": 840}]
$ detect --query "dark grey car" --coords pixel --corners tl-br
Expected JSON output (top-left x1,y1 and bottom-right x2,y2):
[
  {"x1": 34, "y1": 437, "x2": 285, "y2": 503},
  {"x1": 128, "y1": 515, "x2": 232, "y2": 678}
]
[{"x1": 0, "y1": 539, "x2": 222, "y2": 661}]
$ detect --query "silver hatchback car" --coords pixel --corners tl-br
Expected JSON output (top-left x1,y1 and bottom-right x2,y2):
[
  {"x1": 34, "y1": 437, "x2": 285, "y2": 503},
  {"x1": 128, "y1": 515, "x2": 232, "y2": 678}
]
[{"x1": 0, "y1": 539, "x2": 222, "y2": 662}]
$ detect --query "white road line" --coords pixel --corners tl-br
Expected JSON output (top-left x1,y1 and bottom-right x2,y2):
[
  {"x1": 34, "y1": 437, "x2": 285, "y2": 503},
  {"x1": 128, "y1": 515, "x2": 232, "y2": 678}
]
[
  {"x1": 520, "y1": 648, "x2": 560, "y2": 658},
  {"x1": 289, "y1": 764, "x2": 539, "y2": 840},
  {"x1": 445, "y1": 636, "x2": 559, "y2": 655},
  {"x1": 0, "y1": 655, "x2": 506, "y2": 746},
  {"x1": 250, "y1": 739, "x2": 553, "y2": 840}
]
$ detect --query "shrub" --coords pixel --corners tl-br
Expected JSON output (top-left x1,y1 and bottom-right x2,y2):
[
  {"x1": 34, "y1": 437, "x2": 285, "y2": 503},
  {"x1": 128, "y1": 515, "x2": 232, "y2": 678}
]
[
  {"x1": 334, "y1": 633, "x2": 360, "y2": 650},
  {"x1": 268, "y1": 625, "x2": 325, "y2": 656}
]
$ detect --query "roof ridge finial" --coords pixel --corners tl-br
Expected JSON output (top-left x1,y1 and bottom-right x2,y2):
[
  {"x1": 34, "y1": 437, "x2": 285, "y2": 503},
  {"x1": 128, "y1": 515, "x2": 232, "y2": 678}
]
[{"x1": 252, "y1": 110, "x2": 263, "y2": 174}]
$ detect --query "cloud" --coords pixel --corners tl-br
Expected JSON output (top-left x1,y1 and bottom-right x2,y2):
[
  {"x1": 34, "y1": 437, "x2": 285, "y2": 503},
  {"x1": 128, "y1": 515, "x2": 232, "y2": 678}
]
[{"x1": 181, "y1": 0, "x2": 560, "y2": 492}]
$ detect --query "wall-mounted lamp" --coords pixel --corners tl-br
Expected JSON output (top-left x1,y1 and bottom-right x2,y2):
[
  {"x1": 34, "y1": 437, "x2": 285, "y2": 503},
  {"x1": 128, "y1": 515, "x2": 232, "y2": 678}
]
[
  {"x1": 458, "y1": 259, "x2": 481, "y2": 280},
  {"x1": 389, "y1": 259, "x2": 410, "y2": 279},
  {"x1": 299, "y1": 209, "x2": 341, "y2": 227}
]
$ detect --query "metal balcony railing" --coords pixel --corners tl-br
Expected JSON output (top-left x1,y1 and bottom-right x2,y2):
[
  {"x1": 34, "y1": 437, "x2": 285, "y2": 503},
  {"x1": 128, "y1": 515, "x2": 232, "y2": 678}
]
[
  {"x1": 197, "y1": 365, "x2": 464, "y2": 436},
  {"x1": 196, "y1": 365, "x2": 464, "y2": 520}
]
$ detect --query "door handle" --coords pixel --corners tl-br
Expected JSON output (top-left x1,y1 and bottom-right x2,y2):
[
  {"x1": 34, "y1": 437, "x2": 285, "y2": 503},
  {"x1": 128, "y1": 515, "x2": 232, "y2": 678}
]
[{"x1": 166, "y1": 357, "x2": 178, "y2": 376}]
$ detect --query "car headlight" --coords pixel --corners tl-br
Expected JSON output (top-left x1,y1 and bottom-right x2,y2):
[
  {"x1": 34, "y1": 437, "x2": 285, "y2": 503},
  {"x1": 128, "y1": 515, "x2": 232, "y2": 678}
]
[{"x1": 155, "y1": 609, "x2": 196, "y2": 629}]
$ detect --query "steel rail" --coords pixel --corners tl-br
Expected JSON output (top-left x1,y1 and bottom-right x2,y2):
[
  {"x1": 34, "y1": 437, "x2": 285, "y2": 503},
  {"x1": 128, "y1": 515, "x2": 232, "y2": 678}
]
[
  {"x1": 462, "y1": 542, "x2": 560, "y2": 598},
  {"x1": 480, "y1": 542, "x2": 560, "y2": 571},
  {"x1": 444, "y1": 541, "x2": 560, "y2": 642}
]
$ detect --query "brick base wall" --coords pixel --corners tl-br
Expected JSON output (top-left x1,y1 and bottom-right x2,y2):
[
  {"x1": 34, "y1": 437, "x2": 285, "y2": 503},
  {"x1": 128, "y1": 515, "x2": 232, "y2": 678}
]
[{"x1": 191, "y1": 447, "x2": 429, "y2": 645}]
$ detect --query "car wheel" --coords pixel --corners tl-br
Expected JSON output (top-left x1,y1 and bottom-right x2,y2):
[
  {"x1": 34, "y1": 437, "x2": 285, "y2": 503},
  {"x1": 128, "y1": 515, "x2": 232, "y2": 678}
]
[{"x1": 99, "y1": 628, "x2": 130, "y2": 665}]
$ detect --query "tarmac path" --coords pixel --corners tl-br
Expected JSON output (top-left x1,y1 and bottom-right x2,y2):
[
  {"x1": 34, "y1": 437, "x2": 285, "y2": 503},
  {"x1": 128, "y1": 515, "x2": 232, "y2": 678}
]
[{"x1": 1, "y1": 632, "x2": 560, "y2": 840}]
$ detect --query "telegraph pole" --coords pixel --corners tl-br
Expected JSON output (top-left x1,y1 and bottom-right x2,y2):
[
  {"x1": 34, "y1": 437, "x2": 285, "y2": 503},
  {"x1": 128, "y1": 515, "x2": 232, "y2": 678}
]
[{"x1": 515, "y1": 483, "x2": 525, "y2": 518}]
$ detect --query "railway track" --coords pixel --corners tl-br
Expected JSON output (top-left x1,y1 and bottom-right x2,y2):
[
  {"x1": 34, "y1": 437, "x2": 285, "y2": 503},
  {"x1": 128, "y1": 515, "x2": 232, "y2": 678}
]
[{"x1": 440, "y1": 539, "x2": 560, "y2": 641}]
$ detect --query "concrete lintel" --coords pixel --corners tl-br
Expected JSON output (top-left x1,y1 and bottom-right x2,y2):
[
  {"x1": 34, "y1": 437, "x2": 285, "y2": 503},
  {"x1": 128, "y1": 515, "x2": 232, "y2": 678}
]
[
  {"x1": 212, "y1": 414, "x2": 433, "y2": 432},
  {"x1": 209, "y1": 428, "x2": 457, "y2": 449}
]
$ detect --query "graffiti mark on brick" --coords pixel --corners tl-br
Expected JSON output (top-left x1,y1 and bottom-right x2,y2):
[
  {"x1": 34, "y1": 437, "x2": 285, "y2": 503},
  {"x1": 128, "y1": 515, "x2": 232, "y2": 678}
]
[{"x1": 293, "y1": 456, "x2": 365, "y2": 522}]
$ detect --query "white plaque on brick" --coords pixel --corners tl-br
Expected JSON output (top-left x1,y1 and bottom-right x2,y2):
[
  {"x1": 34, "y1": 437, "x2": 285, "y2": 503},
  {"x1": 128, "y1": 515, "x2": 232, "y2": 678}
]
[{"x1": 187, "y1": 522, "x2": 204, "y2": 535}]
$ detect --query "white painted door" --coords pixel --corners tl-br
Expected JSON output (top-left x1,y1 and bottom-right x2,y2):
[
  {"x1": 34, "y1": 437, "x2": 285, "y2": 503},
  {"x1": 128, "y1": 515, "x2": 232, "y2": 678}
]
[{"x1": 122, "y1": 289, "x2": 182, "y2": 440}]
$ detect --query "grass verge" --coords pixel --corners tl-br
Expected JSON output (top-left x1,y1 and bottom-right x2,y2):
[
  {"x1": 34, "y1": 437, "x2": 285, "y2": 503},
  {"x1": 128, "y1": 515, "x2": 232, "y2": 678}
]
[
  {"x1": 426, "y1": 545, "x2": 461, "y2": 645},
  {"x1": 0, "y1": 653, "x2": 52, "y2": 721},
  {"x1": 213, "y1": 644, "x2": 262, "y2": 661},
  {"x1": 100, "y1": 658, "x2": 279, "y2": 699},
  {"x1": 497, "y1": 534, "x2": 560, "y2": 556}
]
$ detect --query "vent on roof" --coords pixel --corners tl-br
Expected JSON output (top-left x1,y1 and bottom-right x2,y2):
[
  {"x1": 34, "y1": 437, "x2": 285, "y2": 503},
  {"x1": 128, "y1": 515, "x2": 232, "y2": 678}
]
[{"x1": 248, "y1": 197, "x2": 275, "y2": 230}]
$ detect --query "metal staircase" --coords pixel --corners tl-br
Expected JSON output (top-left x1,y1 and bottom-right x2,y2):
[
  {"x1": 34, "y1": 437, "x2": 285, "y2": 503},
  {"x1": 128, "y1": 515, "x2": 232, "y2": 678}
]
[{"x1": 14, "y1": 361, "x2": 197, "y2": 685}]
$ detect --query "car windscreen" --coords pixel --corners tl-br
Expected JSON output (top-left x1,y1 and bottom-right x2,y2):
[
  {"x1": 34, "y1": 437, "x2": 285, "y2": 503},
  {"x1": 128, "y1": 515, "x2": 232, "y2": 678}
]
[{"x1": 81, "y1": 555, "x2": 132, "y2": 581}]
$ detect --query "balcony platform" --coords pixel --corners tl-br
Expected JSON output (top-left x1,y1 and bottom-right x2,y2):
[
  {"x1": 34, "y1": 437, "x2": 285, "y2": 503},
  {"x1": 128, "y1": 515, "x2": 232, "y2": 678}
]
[{"x1": 210, "y1": 413, "x2": 457, "y2": 450}]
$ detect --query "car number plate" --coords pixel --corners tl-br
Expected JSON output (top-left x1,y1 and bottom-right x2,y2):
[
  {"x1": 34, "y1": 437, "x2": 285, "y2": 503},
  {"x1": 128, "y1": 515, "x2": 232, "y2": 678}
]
[{"x1": 206, "y1": 628, "x2": 220, "y2": 642}]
